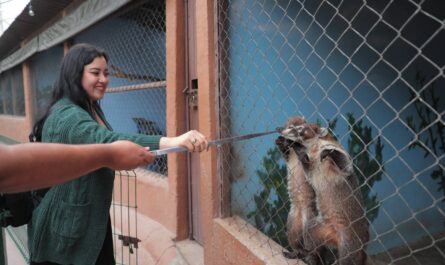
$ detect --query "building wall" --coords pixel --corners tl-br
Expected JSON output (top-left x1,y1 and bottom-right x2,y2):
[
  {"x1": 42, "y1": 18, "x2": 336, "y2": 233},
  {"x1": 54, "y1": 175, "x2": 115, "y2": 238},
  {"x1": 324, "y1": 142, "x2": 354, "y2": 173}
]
[
  {"x1": 1, "y1": 0, "x2": 444, "y2": 264},
  {"x1": 0, "y1": 116, "x2": 28, "y2": 143}
]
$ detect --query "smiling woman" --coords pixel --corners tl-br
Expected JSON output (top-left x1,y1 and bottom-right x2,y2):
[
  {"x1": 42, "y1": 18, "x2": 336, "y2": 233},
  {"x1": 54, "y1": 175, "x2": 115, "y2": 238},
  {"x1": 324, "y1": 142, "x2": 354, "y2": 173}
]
[
  {"x1": 26, "y1": 43, "x2": 208, "y2": 265},
  {"x1": 81, "y1": 56, "x2": 109, "y2": 102}
]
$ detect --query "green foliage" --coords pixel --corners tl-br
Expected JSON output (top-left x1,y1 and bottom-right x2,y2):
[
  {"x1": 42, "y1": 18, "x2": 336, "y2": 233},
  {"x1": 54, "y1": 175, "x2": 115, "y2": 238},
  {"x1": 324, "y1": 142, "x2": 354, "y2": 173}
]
[
  {"x1": 344, "y1": 113, "x2": 384, "y2": 222},
  {"x1": 406, "y1": 72, "x2": 445, "y2": 200},
  {"x1": 248, "y1": 114, "x2": 384, "y2": 248},
  {"x1": 247, "y1": 147, "x2": 290, "y2": 248}
]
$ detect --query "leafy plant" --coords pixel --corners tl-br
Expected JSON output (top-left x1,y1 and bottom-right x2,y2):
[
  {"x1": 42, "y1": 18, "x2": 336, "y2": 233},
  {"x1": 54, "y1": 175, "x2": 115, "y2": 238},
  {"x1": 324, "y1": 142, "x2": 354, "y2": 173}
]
[
  {"x1": 247, "y1": 147, "x2": 290, "y2": 248},
  {"x1": 406, "y1": 72, "x2": 444, "y2": 200},
  {"x1": 345, "y1": 113, "x2": 384, "y2": 222},
  {"x1": 325, "y1": 115, "x2": 383, "y2": 222}
]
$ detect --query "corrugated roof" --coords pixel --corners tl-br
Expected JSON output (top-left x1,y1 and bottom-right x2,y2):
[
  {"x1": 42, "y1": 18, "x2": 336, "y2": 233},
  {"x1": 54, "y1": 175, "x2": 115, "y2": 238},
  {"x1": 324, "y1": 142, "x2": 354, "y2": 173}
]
[{"x1": 0, "y1": 0, "x2": 73, "y2": 61}]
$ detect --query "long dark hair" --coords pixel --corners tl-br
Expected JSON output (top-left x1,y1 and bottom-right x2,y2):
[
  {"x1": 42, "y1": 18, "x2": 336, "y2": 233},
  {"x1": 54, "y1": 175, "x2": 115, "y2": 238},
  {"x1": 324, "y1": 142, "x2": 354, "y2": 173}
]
[{"x1": 29, "y1": 43, "x2": 108, "y2": 142}]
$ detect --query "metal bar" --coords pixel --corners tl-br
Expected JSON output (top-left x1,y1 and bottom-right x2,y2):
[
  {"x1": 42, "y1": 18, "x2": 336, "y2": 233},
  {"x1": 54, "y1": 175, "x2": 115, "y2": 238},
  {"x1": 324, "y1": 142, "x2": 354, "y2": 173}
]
[
  {"x1": 151, "y1": 129, "x2": 279, "y2": 156},
  {"x1": 106, "y1": 81, "x2": 166, "y2": 93}
]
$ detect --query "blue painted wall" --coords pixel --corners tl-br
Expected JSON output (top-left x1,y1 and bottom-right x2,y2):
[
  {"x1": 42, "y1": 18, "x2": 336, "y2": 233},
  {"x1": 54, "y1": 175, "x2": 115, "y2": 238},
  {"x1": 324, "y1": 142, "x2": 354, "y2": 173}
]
[{"x1": 225, "y1": 0, "x2": 444, "y2": 254}]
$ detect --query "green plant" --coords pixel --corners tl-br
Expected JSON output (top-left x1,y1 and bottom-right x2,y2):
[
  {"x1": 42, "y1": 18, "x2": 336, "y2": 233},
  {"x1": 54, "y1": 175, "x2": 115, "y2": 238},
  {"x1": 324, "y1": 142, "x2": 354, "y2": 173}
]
[
  {"x1": 406, "y1": 72, "x2": 444, "y2": 200},
  {"x1": 247, "y1": 147, "x2": 290, "y2": 248},
  {"x1": 326, "y1": 115, "x2": 383, "y2": 222},
  {"x1": 345, "y1": 113, "x2": 384, "y2": 222}
]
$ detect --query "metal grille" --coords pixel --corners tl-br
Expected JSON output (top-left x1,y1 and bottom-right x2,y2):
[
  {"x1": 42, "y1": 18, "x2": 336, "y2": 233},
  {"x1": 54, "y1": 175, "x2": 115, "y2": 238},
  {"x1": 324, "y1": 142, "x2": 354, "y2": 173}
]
[
  {"x1": 0, "y1": 65, "x2": 25, "y2": 116},
  {"x1": 112, "y1": 170, "x2": 140, "y2": 265},
  {"x1": 217, "y1": 0, "x2": 445, "y2": 264}
]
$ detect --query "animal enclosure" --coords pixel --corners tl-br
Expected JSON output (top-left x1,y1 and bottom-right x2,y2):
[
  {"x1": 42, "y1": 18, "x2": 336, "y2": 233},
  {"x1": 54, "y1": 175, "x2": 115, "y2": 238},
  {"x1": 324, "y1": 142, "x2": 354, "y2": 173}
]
[{"x1": 217, "y1": 0, "x2": 445, "y2": 264}]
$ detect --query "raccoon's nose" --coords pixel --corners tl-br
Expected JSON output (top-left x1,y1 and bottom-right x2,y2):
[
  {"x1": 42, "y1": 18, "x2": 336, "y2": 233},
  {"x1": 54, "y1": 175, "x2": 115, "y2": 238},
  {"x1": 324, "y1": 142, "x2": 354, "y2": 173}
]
[
  {"x1": 275, "y1": 136, "x2": 285, "y2": 144},
  {"x1": 276, "y1": 126, "x2": 284, "y2": 133}
]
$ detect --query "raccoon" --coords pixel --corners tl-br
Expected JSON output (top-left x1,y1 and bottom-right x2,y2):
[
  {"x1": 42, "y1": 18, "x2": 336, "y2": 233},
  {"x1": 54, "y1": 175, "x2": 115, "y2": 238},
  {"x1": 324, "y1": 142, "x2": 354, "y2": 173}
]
[{"x1": 276, "y1": 117, "x2": 369, "y2": 265}]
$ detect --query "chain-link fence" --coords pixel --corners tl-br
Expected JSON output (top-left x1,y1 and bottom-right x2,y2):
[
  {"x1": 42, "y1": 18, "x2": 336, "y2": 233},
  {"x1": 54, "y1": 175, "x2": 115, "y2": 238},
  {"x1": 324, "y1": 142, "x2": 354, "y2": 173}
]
[
  {"x1": 74, "y1": 0, "x2": 167, "y2": 176},
  {"x1": 72, "y1": 1, "x2": 167, "y2": 264},
  {"x1": 218, "y1": 0, "x2": 444, "y2": 264}
]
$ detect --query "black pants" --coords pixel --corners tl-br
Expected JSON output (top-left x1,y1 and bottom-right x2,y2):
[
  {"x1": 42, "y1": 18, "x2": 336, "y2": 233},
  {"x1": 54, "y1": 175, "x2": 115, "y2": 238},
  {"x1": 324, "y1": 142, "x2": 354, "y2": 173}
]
[{"x1": 31, "y1": 219, "x2": 115, "y2": 265}]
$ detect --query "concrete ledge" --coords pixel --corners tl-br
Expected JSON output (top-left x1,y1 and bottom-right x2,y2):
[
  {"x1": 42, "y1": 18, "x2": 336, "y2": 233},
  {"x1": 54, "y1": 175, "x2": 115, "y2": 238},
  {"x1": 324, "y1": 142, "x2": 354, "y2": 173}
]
[
  {"x1": 4, "y1": 228, "x2": 27, "y2": 265},
  {"x1": 176, "y1": 240, "x2": 204, "y2": 265},
  {"x1": 210, "y1": 216, "x2": 305, "y2": 265}
]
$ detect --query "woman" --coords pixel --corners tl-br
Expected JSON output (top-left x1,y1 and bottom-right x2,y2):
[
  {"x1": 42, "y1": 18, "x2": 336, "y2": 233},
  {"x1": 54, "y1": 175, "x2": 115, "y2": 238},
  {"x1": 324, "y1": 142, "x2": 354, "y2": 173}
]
[{"x1": 28, "y1": 43, "x2": 207, "y2": 265}]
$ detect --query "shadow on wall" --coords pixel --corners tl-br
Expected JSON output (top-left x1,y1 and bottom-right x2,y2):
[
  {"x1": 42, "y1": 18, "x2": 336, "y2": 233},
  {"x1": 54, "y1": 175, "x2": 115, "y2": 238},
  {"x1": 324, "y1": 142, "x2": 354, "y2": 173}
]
[{"x1": 406, "y1": 72, "x2": 445, "y2": 206}]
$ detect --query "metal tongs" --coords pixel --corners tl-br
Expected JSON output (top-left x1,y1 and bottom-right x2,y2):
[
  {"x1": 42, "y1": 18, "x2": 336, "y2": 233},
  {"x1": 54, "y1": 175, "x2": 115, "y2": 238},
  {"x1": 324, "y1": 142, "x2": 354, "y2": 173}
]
[{"x1": 151, "y1": 128, "x2": 282, "y2": 156}]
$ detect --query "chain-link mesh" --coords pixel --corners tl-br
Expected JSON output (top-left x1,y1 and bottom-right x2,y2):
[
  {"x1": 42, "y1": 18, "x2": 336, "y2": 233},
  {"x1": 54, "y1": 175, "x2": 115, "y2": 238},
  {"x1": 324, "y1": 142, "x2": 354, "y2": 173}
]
[
  {"x1": 0, "y1": 65, "x2": 25, "y2": 116},
  {"x1": 218, "y1": 0, "x2": 444, "y2": 264},
  {"x1": 74, "y1": 0, "x2": 167, "y2": 176},
  {"x1": 72, "y1": 1, "x2": 166, "y2": 264}
]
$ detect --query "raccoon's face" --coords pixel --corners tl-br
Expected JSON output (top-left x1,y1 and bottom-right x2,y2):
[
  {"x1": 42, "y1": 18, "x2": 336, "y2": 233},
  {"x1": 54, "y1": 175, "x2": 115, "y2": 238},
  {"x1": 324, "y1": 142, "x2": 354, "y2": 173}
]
[
  {"x1": 279, "y1": 118, "x2": 328, "y2": 143},
  {"x1": 277, "y1": 117, "x2": 350, "y2": 175},
  {"x1": 276, "y1": 117, "x2": 324, "y2": 163},
  {"x1": 275, "y1": 135, "x2": 305, "y2": 161}
]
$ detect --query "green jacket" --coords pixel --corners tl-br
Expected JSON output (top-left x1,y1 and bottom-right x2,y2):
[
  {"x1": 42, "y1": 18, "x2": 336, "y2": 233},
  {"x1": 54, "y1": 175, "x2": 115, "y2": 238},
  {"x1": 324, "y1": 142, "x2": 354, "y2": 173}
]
[{"x1": 28, "y1": 98, "x2": 162, "y2": 264}]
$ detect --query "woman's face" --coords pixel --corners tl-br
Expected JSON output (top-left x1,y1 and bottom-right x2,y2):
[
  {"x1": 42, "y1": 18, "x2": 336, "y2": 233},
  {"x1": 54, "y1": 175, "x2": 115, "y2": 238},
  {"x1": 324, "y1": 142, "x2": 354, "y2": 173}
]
[{"x1": 82, "y1": 56, "x2": 109, "y2": 101}]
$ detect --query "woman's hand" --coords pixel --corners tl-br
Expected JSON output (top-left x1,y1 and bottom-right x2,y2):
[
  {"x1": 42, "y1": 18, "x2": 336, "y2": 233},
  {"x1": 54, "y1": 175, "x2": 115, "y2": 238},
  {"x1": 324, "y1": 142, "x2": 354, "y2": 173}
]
[
  {"x1": 159, "y1": 130, "x2": 208, "y2": 152},
  {"x1": 107, "y1": 141, "x2": 155, "y2": 170}
]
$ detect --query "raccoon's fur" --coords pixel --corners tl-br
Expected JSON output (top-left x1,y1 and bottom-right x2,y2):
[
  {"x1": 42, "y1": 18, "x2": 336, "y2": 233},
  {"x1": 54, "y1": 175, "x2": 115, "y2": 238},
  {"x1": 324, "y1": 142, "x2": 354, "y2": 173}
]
[{"x1": 276, "y1": 117, "x2": 368, "y2": 265}]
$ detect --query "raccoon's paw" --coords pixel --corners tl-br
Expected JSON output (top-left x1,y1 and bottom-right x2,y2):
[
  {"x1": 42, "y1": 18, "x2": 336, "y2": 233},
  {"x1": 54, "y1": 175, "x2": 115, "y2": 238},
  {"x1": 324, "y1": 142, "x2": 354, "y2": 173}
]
[{"x1": 275, "y1": 136, "x2": 290, "y2": 154}]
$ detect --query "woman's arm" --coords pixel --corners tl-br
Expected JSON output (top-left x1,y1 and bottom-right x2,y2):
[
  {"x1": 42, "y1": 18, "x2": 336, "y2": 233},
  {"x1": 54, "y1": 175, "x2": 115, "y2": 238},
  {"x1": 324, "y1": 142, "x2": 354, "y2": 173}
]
[
  {"x1": 0, "y1": 141, "x2": 154, "y2": 193},
  {"x1": 55, "y1": 106, "x2": 208, "y2": 152}
]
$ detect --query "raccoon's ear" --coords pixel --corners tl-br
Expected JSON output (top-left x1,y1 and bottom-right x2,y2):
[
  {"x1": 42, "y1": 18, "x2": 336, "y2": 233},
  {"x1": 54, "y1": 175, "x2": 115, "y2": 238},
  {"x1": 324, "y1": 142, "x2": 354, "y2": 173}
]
[{"x1": 320, "y1": 149, "x2": 351, "y2": 173}]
